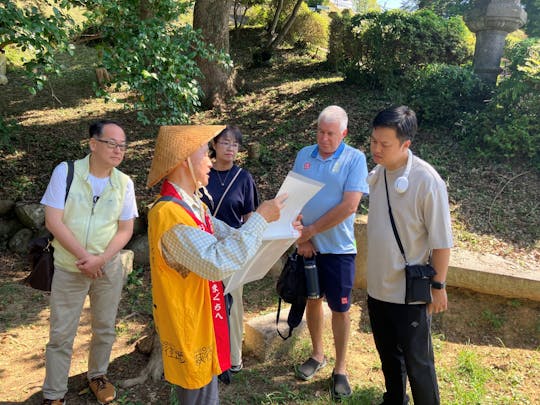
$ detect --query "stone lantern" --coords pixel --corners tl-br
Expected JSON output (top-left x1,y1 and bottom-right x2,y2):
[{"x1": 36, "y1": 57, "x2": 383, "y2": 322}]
[{"x1": 465, "y1": 0, "x2": 527, "y2": 84}]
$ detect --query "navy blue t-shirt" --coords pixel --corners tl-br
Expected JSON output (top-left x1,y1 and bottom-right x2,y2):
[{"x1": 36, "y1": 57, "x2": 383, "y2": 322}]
[{"x1": 201, "y1": 165, "x2": 259, "y2": 229}]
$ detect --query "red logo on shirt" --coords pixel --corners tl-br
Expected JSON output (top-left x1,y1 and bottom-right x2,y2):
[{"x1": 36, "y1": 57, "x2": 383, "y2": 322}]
[
  {"x1": 341, "y1": 297, "x2": 348, "y2": 305},
  {"x1": 304, "y1": 162, "x2": 311, "y2": 170}
]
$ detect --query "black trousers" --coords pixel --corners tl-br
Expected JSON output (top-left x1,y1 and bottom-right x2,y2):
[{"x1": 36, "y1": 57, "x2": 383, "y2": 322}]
[{"x1": 367, "y1": 295, "x2": 440, "y2": 405}]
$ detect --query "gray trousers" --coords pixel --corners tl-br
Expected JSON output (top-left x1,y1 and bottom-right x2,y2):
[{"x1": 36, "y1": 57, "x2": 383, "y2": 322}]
[
  {"x1": 229, "y1": 285, "x2": 244, "y2": 367},
  {"x1": 174, "y1": 376, "x2": 219, "y2": 405},
  {"x1": 42, "y1": 254, "x2": 123, "y2": 400}
]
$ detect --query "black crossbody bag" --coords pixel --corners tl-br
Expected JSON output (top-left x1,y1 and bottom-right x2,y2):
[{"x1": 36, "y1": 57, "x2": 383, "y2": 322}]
[
  {"x1": 25, "y1": 161, "x2": 74, "y2": 291},
  {"x1": 384, "y1": 170, "x2": 436, "y2": 304}
]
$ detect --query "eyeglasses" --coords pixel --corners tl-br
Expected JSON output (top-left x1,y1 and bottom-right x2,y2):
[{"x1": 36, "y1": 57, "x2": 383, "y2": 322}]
[
  {"x1": 217, "y1": 141, "x2": 239, "y2": 149},
  {"x1": 95, "y1": 138, "x2": 127, "y2": 151}
]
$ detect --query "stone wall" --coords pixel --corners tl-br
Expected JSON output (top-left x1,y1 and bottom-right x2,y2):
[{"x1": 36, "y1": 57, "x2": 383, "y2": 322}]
[
  {"x1": 0, "y1": 199, "x2": 148, "y2": 263},
  {"x1": 352, "y1": 215, "x2": 540, "y2": 302}
]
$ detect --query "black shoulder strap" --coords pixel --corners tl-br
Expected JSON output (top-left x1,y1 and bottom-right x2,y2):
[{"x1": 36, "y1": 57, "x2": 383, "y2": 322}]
[
  {"x1": 384, "y1": 169, "x2": 407, "y2": 264},
  {"x1": 65, "y1": 160, "x2": 74, "y2": 204},
  {"x1": 156, "y1": 195, "x2": 193, "y2": 213},
  {"x1": 276, "y1": 297, "x2": 293, "y2": 340}
]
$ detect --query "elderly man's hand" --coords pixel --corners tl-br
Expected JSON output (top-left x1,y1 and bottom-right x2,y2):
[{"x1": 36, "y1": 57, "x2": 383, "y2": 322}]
[
  {"x1": 256, "y1": 193, "x2": 288, "y2": 223},
  {"x1": 297, "y1": 240, "x2": 316, "y2": 258}
]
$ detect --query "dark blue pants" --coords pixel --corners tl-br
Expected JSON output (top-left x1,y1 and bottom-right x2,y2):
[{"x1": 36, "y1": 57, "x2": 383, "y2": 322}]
[{"x1": 367, "y1": 296, "x2": 440, "y2": 405}]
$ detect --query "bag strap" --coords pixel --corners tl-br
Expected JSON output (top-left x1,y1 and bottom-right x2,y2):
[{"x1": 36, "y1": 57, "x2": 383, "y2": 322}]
[
  {"x1": 384, "y1": 170, "x2": 408, "y2": 264},
  {"x1": 65, "y1": 160, "x2": 74, "y2": 203},
  {"x1": 156, "y1": 195, "x2": 193, "y2": 213},
  {"x1": 214, "y1": 167, "x2": 242, "y2": 217},
  {"x1": 275, "y1": 297, "x2": 293, "y2": 340}
]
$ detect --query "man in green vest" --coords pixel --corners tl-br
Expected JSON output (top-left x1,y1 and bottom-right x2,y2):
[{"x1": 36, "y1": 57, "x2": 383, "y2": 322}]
[{"x1": 40, "y1": 120, "x2": 139, "y2": 405}]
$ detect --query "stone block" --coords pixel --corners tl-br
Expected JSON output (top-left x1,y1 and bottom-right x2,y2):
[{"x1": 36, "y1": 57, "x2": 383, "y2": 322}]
[
  {"x1": 447, "y1": 249, "x2": 540, "y2": 302},
  {"x1": 352, "y1": 215, "x2": 540, "y2": 302},
  {"x1": 0, "y1": 199, "x2": 15, "y2": 215},
  {"x1": 14, "y1": 203, "x2": 45, "y2": 230},
  {"x1": 127, "y1": 234, "x2": 149, "y2": 266},
  {"x1": 120, "y1": 249, "x2": 134, "y2": 286},
  {"x1": 353, "y1": 215, "x2": 368, "y2": 289},
  {"x1": 244, "y1": 303, "x2": 331, "y2": 362}
]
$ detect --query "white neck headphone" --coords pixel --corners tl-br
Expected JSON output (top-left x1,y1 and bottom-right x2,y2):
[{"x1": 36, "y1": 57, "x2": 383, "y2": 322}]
[{"x1": 366, "y1": 149, "x2": 413, "y2": 194}]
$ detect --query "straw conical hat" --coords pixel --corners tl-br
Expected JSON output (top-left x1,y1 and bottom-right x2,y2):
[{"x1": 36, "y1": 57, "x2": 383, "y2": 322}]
[{"x1": 147, "y1": 125, "x2": 225, "y2": 188}]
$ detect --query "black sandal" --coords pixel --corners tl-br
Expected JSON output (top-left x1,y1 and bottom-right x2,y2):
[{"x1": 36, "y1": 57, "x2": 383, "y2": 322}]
[
  {"x1": 331, "y1": 370, "x2": 352, "y2": 401},
  {"x1": 294, "y1": 357, "x2": 327, "y2": 380}
]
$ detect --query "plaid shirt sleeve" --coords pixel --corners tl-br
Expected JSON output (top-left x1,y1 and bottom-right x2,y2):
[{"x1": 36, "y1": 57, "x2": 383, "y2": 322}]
[
  {"x1": 161, "y1": 212, "x2": 268, "y2": 280},
  {"x1": 211, "y1": 215, "x2": 234, "y2": 240}
]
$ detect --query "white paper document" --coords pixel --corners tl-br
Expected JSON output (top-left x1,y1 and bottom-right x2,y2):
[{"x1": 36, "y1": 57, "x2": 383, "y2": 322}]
[{"x1": 224, "y1": 171, "x2": 324, "y2": 294}]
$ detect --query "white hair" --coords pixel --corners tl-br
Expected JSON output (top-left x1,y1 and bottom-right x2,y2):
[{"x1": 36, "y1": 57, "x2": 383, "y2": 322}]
[{"x1": 317, "y1": 105, "x2": 348, "y2": 133}]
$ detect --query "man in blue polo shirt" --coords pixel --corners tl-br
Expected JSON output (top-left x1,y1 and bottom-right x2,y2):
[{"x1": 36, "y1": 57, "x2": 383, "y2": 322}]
[{"x1": 292, "y1": 105, "x2": 368, "y2": 400}]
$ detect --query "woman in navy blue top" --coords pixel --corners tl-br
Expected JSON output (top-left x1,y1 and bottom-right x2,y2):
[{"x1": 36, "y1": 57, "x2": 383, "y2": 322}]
[{"x1": 201, "y1": 125, "x2": 259, "y2": 373}]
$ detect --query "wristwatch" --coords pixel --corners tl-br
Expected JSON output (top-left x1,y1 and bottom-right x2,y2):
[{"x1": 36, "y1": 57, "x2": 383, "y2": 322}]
[{"x1": 431, "y1": 281, "x2": 446, "y2": 290}]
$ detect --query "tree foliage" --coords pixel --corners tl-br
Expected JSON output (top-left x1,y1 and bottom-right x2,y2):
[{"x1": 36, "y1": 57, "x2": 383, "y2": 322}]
[
  {"x1": 413, "y1": 0, "x2": 537, "y2": 36},
  {"x1": 403, "y1": 63, "x2": 489, "y2": 128},
  {"x1": 330, "y1": 9, "x2": 473, "y2": 89},
  {"x1": 233, "y1": 0, "x2": 268, "y2": 29},
  {"x1": 285, "y1": 2, "x2": 330, "y2": 50},
  {"x1": 306, "y1": 0, "x2": 330, "y2": 7},
  {"x1": 0, "y1": 1, "x2": 74, "y2": 146},
  {"x1": 466, "y1": 38, "x2": 540, "y2": 166},
  {"x1": 416, "y1": 0, "x2": 471, "y2": 17},
  {"x1": 83, "y1": 0, "x2": 230, "y2": 125},
  {"x1": 522, "y1": 0, "x2": 540, "y2": 37},
  {"x1": 354, "y1": 0, "x2": 381, "y2": 14},
  {"x1": 0, "y1": 1, "x2": 74, "y2": 94}
]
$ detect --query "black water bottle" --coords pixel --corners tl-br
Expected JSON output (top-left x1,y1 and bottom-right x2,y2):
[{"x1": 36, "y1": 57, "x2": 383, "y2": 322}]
[{"x1": 304, "y1": 257, "x2": 320, "y2": 299}]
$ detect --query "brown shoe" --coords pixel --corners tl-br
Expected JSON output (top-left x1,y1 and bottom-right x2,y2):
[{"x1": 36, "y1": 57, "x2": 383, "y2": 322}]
[
  {"x1": 89, "y1": 375, "x2": 116, "y2": 404},
  {"x1": 42, "y1": 399, "x2": 65, "y2": 405}
]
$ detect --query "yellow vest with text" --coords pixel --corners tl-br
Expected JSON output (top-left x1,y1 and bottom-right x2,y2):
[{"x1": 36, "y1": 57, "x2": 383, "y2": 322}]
[
  {"x1": 148, "y1": 198, "x2": 222, "y2": 389},
  {"x1": 52, "y1": 155, "x2": 128, "y2": 272}
]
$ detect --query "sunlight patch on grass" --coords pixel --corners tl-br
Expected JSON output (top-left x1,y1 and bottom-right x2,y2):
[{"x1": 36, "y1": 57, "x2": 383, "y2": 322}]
[
  {"x1": 443, "y1": 349, "x2": 491, "y2": 405},
  {"x1": 18, "y1": 103, "x2": 124, "y2": 127},
  {"x1": 275, "y1": 76, "x2": 343, "y2": 94}
]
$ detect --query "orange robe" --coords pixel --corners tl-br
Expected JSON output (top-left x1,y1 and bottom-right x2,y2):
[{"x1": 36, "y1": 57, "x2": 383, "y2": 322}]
[{"x1": 148, "y1": 180, "x2": 230, "y2": 389}]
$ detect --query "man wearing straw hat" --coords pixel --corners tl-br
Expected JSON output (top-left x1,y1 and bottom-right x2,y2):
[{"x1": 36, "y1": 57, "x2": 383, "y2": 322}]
[{"x1": 146, "y1": 125, "x2": 299, "y2": 404}]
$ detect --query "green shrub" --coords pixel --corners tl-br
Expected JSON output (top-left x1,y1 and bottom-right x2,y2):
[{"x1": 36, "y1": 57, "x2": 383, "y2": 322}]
[
  {"x1": 285, "y1": 3, "x2": 329, "y2": 50},
  {"x1": 332, "y1": 9, "x2": 473, "y2": 90},
  {"x1": 466, "y1": 38, "x2": 540, "y2": 167},
  {"x1": 405, "y1": 64, "x2": 489, "y2": 129},
  {"x1": 326, "y1": 10, "x2": 354, "y2": 69},
  {"x1": 245, "y1": 4, "x2": 272, "y2": 27}
]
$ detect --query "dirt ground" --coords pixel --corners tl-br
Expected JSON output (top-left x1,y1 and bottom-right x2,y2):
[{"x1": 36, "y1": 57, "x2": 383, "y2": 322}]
[{"x1": 1, "y1": 252, "x2": 539, "y2": 405}]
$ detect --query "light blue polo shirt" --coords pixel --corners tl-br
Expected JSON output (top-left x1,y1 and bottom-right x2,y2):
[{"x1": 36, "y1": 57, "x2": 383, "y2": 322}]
[{"x1": 293, "y1": 142, "x2": 369, "y2": 254}]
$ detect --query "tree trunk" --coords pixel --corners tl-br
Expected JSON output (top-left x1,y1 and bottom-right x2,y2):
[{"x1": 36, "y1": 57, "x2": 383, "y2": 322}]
[
  {"x1": 119, "y1": 330, "x2": 163, "y2": 388},
  {"x1": 254, "y1": 0, "x2": 303, "y2": 65},
  {"x1": 193, "y1": 0, "x2": 236, "y2": 108},
  {"x1": 268, "y1": 0, "x2": 284, "y2": 40},
  {"x1": 268, "y1": 0, "x2": 303, "y2": 50}
]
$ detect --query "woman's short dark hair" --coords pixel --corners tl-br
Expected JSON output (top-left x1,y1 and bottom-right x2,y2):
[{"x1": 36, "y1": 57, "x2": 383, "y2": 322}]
[
  {"x1": 372, "y1": 106, "x2": 417, "y2": 144},
  {"x1": 89, "y1": 120, "x2": 121, "y2": 139},
  {"x1": 209, "y1": 125, "x2": 243, "y2": 159}
]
